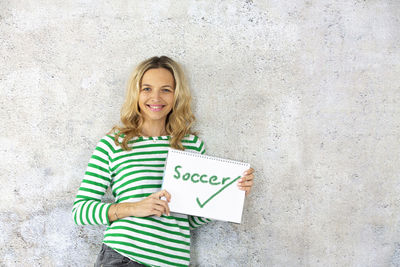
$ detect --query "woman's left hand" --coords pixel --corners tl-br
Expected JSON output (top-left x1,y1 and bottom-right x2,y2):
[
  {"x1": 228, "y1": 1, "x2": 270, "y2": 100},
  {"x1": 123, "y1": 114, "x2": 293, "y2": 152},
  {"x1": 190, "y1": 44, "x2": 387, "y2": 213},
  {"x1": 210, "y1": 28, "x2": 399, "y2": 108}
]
[{"x1": 237, "y1": 168, "x2": 254, "y2": 196}]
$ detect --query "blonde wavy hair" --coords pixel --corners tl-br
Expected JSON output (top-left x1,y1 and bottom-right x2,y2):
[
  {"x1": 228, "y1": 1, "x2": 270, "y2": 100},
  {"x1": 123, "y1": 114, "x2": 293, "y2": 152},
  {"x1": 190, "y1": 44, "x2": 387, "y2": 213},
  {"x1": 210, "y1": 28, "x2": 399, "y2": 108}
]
[{"x1": 108, "y1": 56, "x2": 195, "y2": 151}]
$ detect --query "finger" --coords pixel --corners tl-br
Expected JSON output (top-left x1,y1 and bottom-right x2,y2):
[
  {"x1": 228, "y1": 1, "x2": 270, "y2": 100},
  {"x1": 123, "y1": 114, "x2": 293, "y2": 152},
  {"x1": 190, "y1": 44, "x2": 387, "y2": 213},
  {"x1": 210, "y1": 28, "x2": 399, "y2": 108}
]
[
  {"x1": 150, "y1": 190, "x2": 163, "y2": 200},
  {"x1": 147, "y1": 194, "x2": 170, "y2": 216},
  {"x1": 156, "y1": 198, "x2": 170, "y2": 216},
  {"x1": 149, "y1": 192, "x2": 159, "y2": 199},
  {"x1": 238, "y1": 174, "x2": 254, "y2": 185},
  {"x1": 153, "y1": 189, "x2": 172, "y2": 202},
  {"x1": 165, "y1": 202, "x2": 170, "y2": 216},
  {"x1": 238, "y1": 184, "x2": 252, "y2": 190},
  {"x1": 152, "y1": 198, "x2": 170, "y2": 216},
  {"x1": 152, "y1": 206, "x2": 165, "y2": 217},
  {"x1": 240, "y1": 175, "x2": 254, "y2": 183},
  {"x1": 151, "y1": 208, "x2": 163, "y2": 217},
  {"x1": 149, "y1": 202, "x2": 165, "y2": 217},
  {"x1": 238, "y1": 180, "x2": 253, "y2": 187},
  {"x1": 240, "y1": 171, "x2": 254, "y2": 180},
  {"x1": 242, "y1": 168, "x2": 254, "y2": 176},
  {"x1": 159, "y1": 189, "x2": 171, "y2": 202}
]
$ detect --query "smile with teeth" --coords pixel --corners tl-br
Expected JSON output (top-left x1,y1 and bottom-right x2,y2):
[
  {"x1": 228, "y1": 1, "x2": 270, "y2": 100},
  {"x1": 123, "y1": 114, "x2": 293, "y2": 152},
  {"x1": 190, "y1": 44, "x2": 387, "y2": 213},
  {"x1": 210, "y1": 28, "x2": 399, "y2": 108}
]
[{"x1": 147, "y1": 104, "x2": 165, "y2": 112}]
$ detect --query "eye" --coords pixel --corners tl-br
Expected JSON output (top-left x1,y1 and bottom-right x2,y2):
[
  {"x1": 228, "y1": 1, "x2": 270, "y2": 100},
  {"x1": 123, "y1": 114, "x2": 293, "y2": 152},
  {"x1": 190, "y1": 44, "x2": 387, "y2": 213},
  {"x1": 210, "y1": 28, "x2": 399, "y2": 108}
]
[
  {"x1": 162, "y1": 88, "x2": 172, "y2": 93},
  {"x1": 142, "y1": 87, "x2": 151, "y2": 91}
]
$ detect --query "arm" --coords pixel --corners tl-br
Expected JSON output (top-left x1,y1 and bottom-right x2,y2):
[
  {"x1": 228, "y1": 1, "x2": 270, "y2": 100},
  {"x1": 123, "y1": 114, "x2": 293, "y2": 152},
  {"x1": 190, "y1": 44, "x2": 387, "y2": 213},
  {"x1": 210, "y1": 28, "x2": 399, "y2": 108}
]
[
  {"x1": 72, "y1": 136, "x2": 172, "y2": 225},
  {"x1": 107, "y1": 190, "x2": 171, "y2": 223},
  {"x1": 72, "y1": 137, "x2": 113, "y2": 225}
]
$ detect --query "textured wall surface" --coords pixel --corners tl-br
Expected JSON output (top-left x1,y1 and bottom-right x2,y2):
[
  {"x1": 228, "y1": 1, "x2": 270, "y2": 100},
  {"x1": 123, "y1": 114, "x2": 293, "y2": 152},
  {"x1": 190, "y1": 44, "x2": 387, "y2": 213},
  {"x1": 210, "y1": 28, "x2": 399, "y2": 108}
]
[{"x1": 1, "y1": 0, "x2": 400, "y2": 266}]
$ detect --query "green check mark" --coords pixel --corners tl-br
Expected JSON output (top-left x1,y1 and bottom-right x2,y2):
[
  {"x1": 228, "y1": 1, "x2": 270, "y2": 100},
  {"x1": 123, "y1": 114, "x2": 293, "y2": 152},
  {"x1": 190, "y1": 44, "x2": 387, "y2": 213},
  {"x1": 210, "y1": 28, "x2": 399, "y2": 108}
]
[{"x1": 196, "y1": 176, "x2": 241, "y2": 208}]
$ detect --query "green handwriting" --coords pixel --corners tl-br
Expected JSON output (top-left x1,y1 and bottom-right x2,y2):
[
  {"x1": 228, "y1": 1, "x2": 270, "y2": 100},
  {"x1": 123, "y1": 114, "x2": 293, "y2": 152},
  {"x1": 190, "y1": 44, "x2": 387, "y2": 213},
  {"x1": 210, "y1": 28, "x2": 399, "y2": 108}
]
[
  {"x1": 196, "y1": 176, "x2": 241, "y2": 208},
  {"x1": 174, "y1": 165, "x2": 232, "y2": 186},
  {"x1": 172, "y1": 165, "x2": 241, "y2": 208}
]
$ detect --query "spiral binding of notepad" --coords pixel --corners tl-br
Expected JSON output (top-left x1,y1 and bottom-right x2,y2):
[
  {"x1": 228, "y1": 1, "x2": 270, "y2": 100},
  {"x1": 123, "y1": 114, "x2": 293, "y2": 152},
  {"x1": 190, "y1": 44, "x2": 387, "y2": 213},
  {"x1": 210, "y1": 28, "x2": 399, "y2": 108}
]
[{"x1": 169, "y1": 148, "x2": 249, "y2": 167}]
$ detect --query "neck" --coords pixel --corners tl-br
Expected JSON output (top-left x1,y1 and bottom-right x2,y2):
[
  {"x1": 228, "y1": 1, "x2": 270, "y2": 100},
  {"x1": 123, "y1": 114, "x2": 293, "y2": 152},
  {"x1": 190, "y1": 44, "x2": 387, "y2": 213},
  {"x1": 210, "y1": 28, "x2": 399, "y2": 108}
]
[{"x1": 140, "y1": 120, "x2": 167, "y2": 137}]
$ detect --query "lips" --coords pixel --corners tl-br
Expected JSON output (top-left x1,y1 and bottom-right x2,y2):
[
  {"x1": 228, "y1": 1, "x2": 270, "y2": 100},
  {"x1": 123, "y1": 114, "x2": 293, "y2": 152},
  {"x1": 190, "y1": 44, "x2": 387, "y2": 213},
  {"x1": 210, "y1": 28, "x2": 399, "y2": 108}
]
[{"x1": 146, "y1": 104, "x2": 165, "y2": 112}]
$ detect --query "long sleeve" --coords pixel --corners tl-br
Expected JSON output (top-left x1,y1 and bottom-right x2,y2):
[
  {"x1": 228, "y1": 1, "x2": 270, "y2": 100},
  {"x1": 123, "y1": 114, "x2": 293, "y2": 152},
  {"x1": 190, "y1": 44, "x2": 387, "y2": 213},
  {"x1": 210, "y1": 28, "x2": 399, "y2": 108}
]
[
  {"x1": 188, "y1": 216, "x2": 213, "y2": 230},
  {"x1": 72, "y1": 136, "x2": 113, "y2": 225}
]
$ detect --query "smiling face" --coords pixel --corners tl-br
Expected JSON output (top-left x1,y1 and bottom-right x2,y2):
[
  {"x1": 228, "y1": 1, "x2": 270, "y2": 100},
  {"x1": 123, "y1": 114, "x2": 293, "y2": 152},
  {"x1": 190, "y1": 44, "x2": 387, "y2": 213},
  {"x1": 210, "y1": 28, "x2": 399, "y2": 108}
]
[{"x1": 138, "y1": 68, "x2": 175, "y2": 127}]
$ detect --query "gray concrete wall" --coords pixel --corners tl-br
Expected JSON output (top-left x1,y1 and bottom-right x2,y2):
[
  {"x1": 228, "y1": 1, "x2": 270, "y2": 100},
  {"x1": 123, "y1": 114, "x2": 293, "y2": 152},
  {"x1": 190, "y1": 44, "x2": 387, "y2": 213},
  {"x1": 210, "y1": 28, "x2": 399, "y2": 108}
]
[{"x1": 1, "y1": 0, "x2": 399, "y2": 266}]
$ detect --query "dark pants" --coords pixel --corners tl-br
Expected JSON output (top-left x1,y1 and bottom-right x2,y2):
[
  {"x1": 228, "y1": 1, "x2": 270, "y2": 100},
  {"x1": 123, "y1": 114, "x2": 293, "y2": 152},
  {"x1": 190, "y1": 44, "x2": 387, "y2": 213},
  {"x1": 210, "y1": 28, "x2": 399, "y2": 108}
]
[{"x1": 94, "y1": 243, "x2": 146, "y2": 267}]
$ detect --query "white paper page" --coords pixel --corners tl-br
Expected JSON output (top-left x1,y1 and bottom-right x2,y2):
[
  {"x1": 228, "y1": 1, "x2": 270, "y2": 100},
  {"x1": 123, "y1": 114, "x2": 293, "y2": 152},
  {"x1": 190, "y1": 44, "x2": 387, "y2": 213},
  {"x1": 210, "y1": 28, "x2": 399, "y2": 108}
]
[{"x1": 162, "y1": 148, "x2": 249, "y2": 223}]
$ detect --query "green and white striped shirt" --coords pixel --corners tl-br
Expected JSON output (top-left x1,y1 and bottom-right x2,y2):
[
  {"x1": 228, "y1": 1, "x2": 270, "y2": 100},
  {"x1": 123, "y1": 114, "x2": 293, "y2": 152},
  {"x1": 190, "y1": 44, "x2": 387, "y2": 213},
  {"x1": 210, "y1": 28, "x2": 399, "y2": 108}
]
[{"x1": 72, "y1": 134, "x2": 211, "y2": 267}]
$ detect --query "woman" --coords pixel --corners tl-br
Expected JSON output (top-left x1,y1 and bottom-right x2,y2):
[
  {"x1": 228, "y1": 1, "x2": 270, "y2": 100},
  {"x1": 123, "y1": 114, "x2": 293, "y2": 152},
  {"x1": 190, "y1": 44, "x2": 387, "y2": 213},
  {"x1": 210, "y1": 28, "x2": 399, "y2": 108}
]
[{"x1": 72, "y1": 56, "x2": 254, "y2": 267}]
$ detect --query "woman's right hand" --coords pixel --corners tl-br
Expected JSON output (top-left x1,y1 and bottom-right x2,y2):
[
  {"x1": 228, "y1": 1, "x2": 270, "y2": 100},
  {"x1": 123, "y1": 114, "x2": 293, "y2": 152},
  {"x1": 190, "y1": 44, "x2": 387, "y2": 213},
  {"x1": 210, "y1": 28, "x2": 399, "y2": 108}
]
[{"x1": 130, "y1": 189, "x2": 171, "y2": 217}]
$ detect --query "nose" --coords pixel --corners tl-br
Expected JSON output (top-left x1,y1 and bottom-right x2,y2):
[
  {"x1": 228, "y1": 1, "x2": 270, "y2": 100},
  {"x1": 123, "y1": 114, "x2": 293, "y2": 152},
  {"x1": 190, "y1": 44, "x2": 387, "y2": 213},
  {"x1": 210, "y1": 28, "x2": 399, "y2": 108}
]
[{"x1": 150, "y1": 89, "x2": 162, "y2": 101}]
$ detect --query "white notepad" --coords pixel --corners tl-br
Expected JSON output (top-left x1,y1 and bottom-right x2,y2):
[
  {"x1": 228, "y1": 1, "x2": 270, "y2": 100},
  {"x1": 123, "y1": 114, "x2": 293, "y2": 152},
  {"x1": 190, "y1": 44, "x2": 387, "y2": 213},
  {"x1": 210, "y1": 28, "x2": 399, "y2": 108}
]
[{"x1": 162, "y1": 148, "x2": 250, "y2": 223}]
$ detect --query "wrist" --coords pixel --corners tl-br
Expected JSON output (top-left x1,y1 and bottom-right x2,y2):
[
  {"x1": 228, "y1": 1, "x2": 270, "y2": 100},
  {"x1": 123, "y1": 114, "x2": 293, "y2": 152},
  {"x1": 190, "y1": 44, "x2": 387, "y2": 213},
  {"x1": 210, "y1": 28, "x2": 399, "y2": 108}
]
[
  {"x1": 114, "y1": 203, "x2": 120, "y2": 220},
  {"x1": 128, "y1": 202, "x2": 137, "y2": 217}
]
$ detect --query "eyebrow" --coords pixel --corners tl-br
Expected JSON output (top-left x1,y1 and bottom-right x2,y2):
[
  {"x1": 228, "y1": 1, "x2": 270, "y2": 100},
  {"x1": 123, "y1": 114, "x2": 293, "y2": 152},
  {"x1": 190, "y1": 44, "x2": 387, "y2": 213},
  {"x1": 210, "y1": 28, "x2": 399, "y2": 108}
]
[{"x1": 141, "y1": 84, "x2": 173, "y2": 88}]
